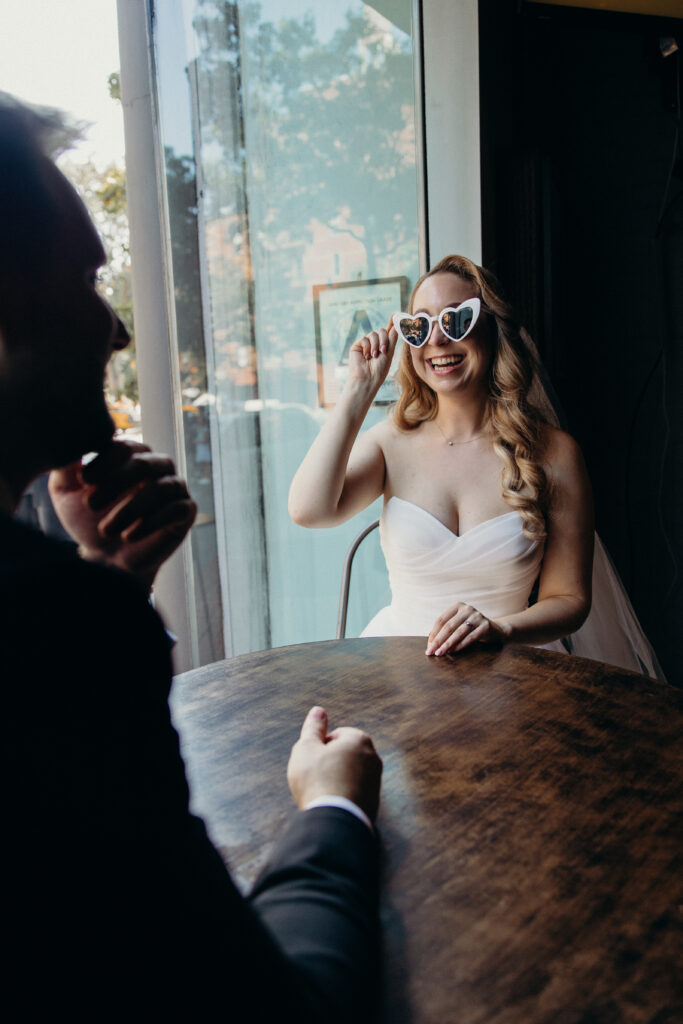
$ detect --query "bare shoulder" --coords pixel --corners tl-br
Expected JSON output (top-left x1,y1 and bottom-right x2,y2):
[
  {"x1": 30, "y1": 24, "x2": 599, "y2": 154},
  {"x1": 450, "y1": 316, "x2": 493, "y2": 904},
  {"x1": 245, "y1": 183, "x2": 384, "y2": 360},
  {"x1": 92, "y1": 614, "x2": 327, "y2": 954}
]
[
  {"x1": 358, "y1": 416, "x2": 404, "y2": 453},
  {"x1": 540, "y1": 425, "x2": 588, "y2": 486}
]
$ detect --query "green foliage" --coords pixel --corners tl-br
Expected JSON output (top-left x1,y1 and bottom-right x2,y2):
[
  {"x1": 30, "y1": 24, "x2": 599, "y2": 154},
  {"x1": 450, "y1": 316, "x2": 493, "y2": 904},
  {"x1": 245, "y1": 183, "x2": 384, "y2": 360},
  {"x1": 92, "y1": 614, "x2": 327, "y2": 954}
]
[
  {"x1": 108, "y1": 71, "x2": 121, "y2": 102},
  {"x1": 164, "y1": 149, "x2": 206, "y2": 393},
  {"x1": 59, "y1": 150, "x2": 138, "y2": 403},
  {"x1": 184, "y1": 0, "x2": 418, "y2": 410},
  {"x1": 97, "y1": 164, "x2": 127, "y2": 216}
]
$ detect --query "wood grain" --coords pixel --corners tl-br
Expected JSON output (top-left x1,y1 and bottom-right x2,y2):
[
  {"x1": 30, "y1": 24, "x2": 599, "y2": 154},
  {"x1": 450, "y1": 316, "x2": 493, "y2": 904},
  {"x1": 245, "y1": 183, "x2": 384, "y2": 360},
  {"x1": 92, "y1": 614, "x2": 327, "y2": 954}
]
[{"x1": 171, "y1": 639, "x2": 683, "y2": 1023}]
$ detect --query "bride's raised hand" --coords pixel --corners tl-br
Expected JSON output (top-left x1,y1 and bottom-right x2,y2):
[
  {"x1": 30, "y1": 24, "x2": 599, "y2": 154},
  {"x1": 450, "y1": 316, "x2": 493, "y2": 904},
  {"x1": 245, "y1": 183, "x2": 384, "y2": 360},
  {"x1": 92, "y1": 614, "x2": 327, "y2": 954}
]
[
  {"x1": 347, "y1": 318, "x2": 398, "y2": 392},
  {"x1": 425, "y1": 602, "x2": 511, "y2": 657}
]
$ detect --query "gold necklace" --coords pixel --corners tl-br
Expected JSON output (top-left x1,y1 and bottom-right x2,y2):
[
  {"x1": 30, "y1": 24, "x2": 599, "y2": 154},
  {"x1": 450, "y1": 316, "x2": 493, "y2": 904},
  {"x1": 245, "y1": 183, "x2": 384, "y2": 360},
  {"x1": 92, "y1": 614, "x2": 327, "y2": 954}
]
[{"x1": 433, "y1": 421, "x2": 485, "y2": 447}]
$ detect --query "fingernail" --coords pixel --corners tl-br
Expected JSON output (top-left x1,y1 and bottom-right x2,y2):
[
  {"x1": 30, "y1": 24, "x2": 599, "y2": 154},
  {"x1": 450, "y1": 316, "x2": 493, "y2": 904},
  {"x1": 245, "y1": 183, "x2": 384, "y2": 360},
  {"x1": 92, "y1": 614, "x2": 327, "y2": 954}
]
[
  {"x1": 310, "y1": 705, "x2": 325, "y2": 719},
  {"x1": 425, "y1": 645, "x2": 434, "y2": 656},
  {"x1": 435, "y1": 646, "x2": 444, "y2": 656}
]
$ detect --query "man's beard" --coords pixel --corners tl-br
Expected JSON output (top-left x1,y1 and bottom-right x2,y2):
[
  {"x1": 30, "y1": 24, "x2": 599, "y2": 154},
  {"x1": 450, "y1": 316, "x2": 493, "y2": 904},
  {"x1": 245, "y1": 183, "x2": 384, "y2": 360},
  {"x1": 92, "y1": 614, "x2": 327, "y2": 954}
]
[{"x1": 46, "y1": 395, "x2": 116, "y2": 470}]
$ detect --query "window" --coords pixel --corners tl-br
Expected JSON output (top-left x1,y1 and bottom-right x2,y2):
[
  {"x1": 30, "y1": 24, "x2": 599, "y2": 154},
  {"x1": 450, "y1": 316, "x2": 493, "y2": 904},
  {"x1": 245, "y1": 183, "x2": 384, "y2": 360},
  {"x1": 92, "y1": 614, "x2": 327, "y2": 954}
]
[{"x1": 150, "y1": 0, "x2": 424, "y2": 656}]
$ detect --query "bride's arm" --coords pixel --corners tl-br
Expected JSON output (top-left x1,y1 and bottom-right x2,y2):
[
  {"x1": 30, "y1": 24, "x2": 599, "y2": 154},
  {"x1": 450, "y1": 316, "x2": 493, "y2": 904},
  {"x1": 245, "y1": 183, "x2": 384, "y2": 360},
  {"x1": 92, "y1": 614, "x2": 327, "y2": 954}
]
[
  {"x1": 500, "y1": 427, "x2": 594, "y2": 643},
  {"x1": 288, "y1": 326, "x2": 396, "y2": 528},
  {"x1": 426, "y1": 429, "x2": 594, "y2": 655}
]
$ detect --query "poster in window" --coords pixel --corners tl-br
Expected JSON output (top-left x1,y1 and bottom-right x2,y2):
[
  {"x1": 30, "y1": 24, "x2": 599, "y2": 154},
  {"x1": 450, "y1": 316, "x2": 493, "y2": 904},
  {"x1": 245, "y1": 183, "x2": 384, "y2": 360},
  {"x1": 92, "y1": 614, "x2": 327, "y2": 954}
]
[{"x1": 313, "y1": 276, "x2": 409, "y2": 407}]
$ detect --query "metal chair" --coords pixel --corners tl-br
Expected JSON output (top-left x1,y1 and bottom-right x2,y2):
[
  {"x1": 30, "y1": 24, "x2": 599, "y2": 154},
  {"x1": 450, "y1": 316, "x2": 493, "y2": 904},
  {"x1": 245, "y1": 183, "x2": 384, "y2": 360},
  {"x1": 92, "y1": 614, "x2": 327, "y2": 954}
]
[{"x1": 336, "y1": 519, "x2": 380, "y2": 639}]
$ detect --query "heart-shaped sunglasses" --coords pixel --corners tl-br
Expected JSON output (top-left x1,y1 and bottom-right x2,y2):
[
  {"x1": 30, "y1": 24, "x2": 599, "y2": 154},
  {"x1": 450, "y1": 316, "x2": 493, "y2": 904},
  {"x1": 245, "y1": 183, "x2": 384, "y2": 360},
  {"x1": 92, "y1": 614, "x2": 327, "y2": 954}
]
[{"x1": 392, "y1": 297, "x2": 482, "y2": 348}]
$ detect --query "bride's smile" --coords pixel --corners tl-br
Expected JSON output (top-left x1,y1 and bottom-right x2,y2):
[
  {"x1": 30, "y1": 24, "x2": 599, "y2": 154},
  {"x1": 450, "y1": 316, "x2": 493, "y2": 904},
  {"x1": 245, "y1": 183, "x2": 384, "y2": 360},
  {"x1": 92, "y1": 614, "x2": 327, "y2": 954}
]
[{"x1": 427, "y1": 353, "x2": 465, "y2": 372}]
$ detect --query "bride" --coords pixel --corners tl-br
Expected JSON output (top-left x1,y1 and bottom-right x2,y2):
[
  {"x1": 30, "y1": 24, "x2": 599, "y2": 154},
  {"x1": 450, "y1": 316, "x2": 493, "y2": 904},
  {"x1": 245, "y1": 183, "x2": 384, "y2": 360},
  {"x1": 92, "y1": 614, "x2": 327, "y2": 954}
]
[{"x1": 289, "y1": 255, "x2": 663, "y2": 679}]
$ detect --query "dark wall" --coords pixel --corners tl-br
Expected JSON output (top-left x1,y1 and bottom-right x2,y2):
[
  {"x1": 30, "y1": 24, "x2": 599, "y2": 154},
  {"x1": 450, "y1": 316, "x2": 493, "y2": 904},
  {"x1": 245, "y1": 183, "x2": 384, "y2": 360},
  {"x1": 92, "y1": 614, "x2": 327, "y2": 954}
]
[{"x1": 478, "y1": 1, "x2": 683, "y2": 685}]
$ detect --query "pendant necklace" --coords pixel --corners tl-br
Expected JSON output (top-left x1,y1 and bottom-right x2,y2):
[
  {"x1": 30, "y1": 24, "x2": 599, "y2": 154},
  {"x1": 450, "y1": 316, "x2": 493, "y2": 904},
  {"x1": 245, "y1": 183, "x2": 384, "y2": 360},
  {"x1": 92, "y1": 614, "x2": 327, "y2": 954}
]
[{"x1": 433, "y1": 421, "x2": 485, "y2": 447}]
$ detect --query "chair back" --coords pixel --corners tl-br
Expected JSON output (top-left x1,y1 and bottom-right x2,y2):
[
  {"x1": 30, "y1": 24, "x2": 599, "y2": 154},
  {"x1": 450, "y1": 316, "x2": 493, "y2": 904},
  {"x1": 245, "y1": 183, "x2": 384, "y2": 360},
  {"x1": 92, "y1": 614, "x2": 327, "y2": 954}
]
[{"x1": 336, "y1": 519, "x2": 380, "y2": 639}]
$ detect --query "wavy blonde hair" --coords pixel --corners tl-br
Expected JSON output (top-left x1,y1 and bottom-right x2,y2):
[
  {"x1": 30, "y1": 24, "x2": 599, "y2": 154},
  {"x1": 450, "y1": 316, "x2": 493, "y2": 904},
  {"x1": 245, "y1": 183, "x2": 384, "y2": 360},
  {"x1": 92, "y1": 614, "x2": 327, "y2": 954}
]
[{"x1": 393, "y1": 254, "x2": 551, "y2": 540}]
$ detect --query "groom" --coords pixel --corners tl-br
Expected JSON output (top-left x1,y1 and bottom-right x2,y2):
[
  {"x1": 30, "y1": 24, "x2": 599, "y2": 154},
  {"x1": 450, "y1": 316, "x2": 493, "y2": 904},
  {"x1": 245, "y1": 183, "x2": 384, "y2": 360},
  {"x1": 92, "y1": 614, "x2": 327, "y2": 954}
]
[{"x1": 1, "y1": 95, "x2": 382, "y2": 1021}]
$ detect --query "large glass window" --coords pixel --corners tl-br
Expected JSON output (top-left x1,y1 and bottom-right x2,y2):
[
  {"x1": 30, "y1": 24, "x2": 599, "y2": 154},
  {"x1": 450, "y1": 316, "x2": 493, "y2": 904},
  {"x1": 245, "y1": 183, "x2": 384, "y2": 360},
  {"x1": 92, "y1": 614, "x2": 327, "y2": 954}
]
[{"x1": 152, "y1": 0, "x2": 423, "y2": 655}]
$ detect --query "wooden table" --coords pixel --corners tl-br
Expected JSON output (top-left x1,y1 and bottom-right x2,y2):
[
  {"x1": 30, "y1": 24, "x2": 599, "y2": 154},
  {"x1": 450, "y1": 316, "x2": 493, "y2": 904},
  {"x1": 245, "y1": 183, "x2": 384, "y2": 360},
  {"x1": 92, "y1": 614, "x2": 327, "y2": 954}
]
[{"x1": 171, "y1": 639, "x2": 683, "y2": 1023}]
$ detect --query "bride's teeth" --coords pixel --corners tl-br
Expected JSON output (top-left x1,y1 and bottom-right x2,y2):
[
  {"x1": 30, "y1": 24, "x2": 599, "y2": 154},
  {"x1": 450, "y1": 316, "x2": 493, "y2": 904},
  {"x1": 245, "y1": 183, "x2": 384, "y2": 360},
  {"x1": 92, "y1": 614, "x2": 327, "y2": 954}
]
[{"x1": 431, "y1": 356, "x2": 463, "y2": 367}]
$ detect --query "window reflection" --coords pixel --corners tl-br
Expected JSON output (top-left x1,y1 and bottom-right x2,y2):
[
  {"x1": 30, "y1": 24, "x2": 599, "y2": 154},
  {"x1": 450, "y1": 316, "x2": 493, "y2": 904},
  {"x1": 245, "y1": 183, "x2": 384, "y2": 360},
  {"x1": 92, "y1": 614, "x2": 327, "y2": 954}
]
[{"x1": 154, "y1": 0, "x2": 421, "y2": 655}]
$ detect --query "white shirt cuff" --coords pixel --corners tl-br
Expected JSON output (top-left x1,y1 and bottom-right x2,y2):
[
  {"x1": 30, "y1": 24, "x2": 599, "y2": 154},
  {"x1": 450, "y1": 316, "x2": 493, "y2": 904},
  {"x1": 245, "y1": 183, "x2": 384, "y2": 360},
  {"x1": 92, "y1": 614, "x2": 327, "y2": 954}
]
[{"x1": 304, "y1": 795, "x2": 373, "y2": 832}]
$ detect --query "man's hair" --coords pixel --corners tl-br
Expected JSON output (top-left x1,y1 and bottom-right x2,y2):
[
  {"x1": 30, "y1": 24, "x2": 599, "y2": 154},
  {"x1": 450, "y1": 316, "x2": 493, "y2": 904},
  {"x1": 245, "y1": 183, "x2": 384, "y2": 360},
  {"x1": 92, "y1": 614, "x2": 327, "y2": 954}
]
[{"x1": 0, "y1": 93, "x2": 81, "y2": 291}]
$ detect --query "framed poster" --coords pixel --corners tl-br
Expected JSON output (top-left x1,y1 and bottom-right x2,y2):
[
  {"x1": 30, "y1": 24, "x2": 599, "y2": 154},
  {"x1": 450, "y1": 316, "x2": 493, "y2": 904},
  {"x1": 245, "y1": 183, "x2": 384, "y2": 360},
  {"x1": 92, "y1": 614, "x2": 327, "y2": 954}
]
[{"x1": 313, "y1": 276, "x2": 409, "y2": 407}]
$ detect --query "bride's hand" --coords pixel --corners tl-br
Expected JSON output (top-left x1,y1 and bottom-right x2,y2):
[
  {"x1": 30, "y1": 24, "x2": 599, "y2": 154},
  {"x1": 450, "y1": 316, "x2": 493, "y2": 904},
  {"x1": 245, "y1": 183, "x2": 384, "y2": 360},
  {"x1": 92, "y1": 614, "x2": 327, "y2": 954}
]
[
  {"x1": 425, "y1": 602, "x2": 511, "y2": 656},
  {"x1": 348, "y1": 319, "x2": 398, "y2": 391}
]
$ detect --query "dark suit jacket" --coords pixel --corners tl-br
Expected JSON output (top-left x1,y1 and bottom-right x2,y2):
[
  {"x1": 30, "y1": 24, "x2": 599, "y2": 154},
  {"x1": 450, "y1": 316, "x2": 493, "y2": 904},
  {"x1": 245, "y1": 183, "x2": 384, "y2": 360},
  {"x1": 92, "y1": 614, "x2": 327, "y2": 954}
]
[{"x1": 3, "y1": 514, "x2": 380, "y2": 1021}]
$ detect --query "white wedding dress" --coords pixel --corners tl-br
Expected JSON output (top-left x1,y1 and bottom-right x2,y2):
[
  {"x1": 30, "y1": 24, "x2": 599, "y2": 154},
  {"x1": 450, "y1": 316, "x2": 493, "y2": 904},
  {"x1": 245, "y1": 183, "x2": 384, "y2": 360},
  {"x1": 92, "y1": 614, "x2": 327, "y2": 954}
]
[{"x1": 361, "y1": 496, "x2": 665, "y2": 681}]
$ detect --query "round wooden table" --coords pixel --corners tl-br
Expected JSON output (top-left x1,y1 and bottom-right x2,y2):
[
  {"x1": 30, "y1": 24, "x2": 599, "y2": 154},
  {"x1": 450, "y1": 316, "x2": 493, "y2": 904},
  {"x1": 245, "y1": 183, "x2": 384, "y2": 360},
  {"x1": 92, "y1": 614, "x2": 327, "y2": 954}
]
[{"x1": 171, "y1": 638, "x2": 682, "y2": 1023}]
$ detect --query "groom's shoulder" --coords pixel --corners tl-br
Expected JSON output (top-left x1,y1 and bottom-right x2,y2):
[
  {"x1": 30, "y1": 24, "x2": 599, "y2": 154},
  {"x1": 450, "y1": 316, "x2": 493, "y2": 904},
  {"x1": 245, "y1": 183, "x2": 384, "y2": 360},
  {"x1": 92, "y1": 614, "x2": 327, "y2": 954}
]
[
  {"x1": 0, "y1": 512, "x2": 77, "y2": 577},
  {"x1": 0, "y1": 511, "x2": 150, "y2": 617},
  {"x1": 1, "y1": 514, "x2": 172, "y2": 694}
]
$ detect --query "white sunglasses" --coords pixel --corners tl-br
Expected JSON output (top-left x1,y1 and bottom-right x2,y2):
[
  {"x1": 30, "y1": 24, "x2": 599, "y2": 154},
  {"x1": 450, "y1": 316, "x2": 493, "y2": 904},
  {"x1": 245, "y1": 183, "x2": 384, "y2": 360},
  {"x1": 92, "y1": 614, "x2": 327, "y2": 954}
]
[{"x1": 392, "y1": 297, "x2": 482, "y2": 348}]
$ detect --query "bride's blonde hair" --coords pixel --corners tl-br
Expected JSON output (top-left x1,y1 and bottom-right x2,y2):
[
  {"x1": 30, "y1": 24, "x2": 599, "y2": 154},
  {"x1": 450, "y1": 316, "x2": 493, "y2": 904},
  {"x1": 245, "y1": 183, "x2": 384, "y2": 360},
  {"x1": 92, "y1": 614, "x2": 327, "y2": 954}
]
[{"x1": 393, "y1": 254, "x2": 551, "y2": 540}]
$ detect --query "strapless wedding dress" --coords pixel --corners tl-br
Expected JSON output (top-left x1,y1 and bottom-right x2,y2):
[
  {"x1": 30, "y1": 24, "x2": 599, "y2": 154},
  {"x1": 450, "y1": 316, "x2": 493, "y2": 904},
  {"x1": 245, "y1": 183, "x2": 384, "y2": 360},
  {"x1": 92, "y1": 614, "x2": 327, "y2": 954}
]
[{"x1": 361, "y1": 496, "x2": 665, "y2": 681}]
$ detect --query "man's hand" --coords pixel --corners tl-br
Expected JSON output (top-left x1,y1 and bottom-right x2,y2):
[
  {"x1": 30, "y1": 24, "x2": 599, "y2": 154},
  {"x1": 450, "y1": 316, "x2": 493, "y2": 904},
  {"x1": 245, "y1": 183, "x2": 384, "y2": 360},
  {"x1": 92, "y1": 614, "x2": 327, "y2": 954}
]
[
  {"x1": 48, "y1": 439, "x2": 197, "y2": 593},
  {"x1": 287, "y1": 706, "x2": 382, "y2": 822}
]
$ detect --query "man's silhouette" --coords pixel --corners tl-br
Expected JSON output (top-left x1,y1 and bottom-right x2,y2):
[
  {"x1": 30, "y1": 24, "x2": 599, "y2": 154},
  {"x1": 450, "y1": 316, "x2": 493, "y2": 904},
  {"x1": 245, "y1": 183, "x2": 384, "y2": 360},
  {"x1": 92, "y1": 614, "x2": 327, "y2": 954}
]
[{"x1": 1, "y1": 95, "x2": 382, "y2": 1022}]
